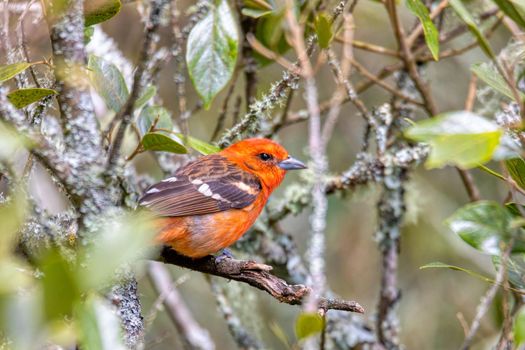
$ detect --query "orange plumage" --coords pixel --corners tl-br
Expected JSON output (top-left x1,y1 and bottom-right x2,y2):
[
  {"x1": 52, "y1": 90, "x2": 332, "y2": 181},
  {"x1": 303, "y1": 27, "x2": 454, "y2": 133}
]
[{"x1": 139, "y1": 138, "x2": 306, "y2": 258}]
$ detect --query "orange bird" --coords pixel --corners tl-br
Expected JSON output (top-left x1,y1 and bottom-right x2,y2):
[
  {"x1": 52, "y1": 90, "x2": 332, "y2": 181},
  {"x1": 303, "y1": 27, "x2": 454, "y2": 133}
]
[{"x1": 139, "y1": 138, "x2": 306, "y2": 258}]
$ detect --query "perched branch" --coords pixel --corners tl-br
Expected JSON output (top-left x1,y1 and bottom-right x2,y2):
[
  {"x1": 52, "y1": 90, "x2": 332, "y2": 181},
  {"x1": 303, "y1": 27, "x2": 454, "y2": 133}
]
[{"x1": 158, "y1": 248, "x2": 365, "y2": 314}]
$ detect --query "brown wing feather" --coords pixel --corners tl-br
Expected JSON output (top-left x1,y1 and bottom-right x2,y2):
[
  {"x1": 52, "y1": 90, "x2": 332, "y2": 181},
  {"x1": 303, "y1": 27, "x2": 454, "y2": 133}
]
[{"x1": 138, "y1": 155, "x2": 261, "y2": 217}]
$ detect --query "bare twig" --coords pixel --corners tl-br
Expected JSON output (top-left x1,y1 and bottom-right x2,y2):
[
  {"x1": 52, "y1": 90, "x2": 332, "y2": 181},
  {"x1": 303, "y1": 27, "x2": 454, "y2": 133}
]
[{"x1": 158, "y1": 248, "x2": 364, "y2": 314}]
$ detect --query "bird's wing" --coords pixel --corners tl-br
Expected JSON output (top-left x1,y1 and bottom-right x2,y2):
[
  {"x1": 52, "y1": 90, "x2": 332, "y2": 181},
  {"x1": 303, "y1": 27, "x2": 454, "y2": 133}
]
[{"x1": 138, "y1": 154, "x2": 262, "y2": 217}]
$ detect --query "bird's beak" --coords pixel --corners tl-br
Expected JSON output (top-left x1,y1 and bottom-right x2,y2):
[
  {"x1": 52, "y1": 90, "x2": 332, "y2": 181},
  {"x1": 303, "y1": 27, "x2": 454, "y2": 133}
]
[{"x1": 278, "y1": 156, "x2": 307, "y2": 170}]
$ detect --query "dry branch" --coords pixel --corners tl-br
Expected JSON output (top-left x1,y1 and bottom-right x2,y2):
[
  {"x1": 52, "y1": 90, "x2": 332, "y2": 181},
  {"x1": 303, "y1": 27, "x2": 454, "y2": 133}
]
[{"x1": 158, "y1": 247, "x2": 365, "y2": 314}]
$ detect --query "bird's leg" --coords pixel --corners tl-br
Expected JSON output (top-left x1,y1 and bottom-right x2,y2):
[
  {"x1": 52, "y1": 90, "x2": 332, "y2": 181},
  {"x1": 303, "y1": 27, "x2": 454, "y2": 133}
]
[{"x1": 215, "y1": 248, "x2": 235, "y2": 263}]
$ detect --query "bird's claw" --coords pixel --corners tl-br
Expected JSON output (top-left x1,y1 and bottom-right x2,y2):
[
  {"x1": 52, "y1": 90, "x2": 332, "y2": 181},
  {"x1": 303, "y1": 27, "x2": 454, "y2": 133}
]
[{"x1": 215, "y1": 248, "x2": 234, "y2": 263}]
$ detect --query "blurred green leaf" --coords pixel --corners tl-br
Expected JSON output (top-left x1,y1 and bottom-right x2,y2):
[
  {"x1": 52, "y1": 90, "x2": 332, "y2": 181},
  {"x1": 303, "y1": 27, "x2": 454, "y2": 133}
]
[
  {"x1": 449, "y1": 0, "x2": 495, "y2": 59},
  {"x1": 84, "y1": 26, "x2": 95, "y2": 44},
  {"x1": 295, "y1": 312, "x2": 324, "y2": 341},
  {"x1": 516, "y1": 306, "x2": 525, "y2": 345},
  {"x1": 137, "y1": 106, "x2": 173, "y2": 137},
  {"x1": 0, "y1": 290, "x2": 42, "y2": 350},
  {"x1": 242, "y1": 8, "x2": 273, "y2": 18},
  {"x1": 506, "y1": 157, "x2": 525, "y2": 190},
  {"x1": 186, "y1": 0, "x2": 239, "y2": 109},
  {"x1": 471, "y1": 62, "x2": 523, "y2": 100},
  {"x1": 404, "y1": 111, "x2": 502, "y2": 169},
  {"x1": 174, "y1": 133, "x2": 220, "y2": 155},
  {"x1": 493, "y1": 254, "x2": 525, "y2": 289},
  {"x1": 7, "y1": 88, "x2": 57, "y2": 109},
  {"x1": 79, "y1": 212, "x2": 158, "y2": 290},
  {"x1": 420, "y1": 262, "x2": 494, "y2": 283},
  {"x1": 76, "y1": 294, "x2": 127, "y2": 350},
  {"x1": 314, "y1": 12, "x2": 333, "y2": 49},
  {"x1": 242, "y1": 0, "x2": 273, "y2": 18},
  {"x1": 269, "y1": 321, "x2": 291, "y2": 348},
  {"x1": 134, "y1": 86, "x2": 157, "y2": 110},
  {"x1": 493, "y1": 0, "x2": 525, "y2": 28},
  {"x1": 84, "y1": 0, "x2": 122, "y2": 26},
  {"x1": 0, "y1": 122, "x2": 32, "y2": 160},
  {"x1": 0, "y1": 62, "x2": 32, "y2": 83},
  {"x1": 0, "y1": 190, "x2": 27, "y2": 258},
  {"x1": 142, "y1": 132, "x2": 188, "y2": 154},
  {"x1": 88, "y1": 55, "x2": 129, "y2": 112},
  {"x1": 446, "y1": 201, "x2": 513, "y2": 255},
  {"x1": 39, "y1": 250, "x2": 80, "y2": 322},
  {"x1": 406, "y1": 0, "x2": 439, "y2": 60},
  {"x1": 0, "y1": 259, "x2": 33, "y2": 294}
]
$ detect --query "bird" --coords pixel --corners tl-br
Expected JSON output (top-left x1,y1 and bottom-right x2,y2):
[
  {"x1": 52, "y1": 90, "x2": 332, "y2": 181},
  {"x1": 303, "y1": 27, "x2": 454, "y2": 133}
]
[{"x1": 138, "y1": 138, "x2": 306, "y2": 258}]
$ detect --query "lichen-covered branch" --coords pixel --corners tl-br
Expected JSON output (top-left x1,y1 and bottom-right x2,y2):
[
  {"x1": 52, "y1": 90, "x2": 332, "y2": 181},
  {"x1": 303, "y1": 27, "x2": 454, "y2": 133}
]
[{"x1": 159, "y1": 248, "x2": 364, "y2": 314}]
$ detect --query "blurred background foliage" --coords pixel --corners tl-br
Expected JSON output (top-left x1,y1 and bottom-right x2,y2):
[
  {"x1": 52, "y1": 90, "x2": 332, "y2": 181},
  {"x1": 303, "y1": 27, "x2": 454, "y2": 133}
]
[{"x1": 2, "y1": 0, "x2": 525, "y2": 349}]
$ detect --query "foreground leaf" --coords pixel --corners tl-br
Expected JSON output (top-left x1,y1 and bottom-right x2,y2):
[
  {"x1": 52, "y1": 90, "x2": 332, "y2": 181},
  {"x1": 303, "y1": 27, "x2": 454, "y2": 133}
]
[
  {"x1": 471, "y1": 62, "x2": 523, "y2": 100},
  {"x1": 142, "y1": 132, "x2": 188, "y2": 154},
  {"x1": 449, "y1": 0, "x2": 495, "y2": 59},
  {"x1": 0, "y1": 122, "x2": 32, "y2": 160},
  {"x1": 295, "y1": 312, "x2": 325, "y2": 341},
  {"x1": 7, "y1": 88, "x2": 58, "y2": 109},
  {"x1": 84, "y1": 0, "x2": 122, "y2": 26},
  {"x1": 404, "y1": 111, "x2": 502, "y2": 168},
  {"x1": 0, "y1": 190, "x2": 27, "y2": 258},
  {"x1": 88, "y1": 55, "x2": 129, "y2": 112},
  {"x1": 186, "y1": 0, "x2": 239, "y2": 109},
  {"x1": 406, "y1": 0, "x2": 439, "y2": 60},
  {"x1": 506, "y1": 157, "x2": 525, "y2": 190},
  {"x1": 0, "y1": 62, "x2": 32, "y2": 83},
  {"x1": 314, "y1": 12, "x2": 333, "y2": 49},
  {"x1": 175, "y1": 133, "x2": 220, "y2": 155},
  {"x1": 446, "y1": 201, "x2": 512, "y2": 255}
]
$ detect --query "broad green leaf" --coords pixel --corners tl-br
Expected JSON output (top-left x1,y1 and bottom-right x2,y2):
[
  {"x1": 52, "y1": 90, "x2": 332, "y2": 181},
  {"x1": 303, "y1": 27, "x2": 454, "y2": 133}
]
[
  {"x1": 314, "y1": 12, "x2": 333, "y2": 49},
  {"x1": 0, "y1": 62, "x2": 32, "y2": 83},
  {"x1": 137, "y1": 106, "x2": 173, "y2": 136},
  {"x1": 506, "y1": 157, "x2": 525, "y2": 190},
  {"x1": 449, "y1": 0, "x2": 495, "y2": 59},
  {"x1": 471, "y1": 62, "x2": 523, "y2": 100},
  {"x1": 516, "y1": 306, "x2": 525, "y2": 345},
  {"x1": 84, "y1": 0, "x2": 122, "y2": 26},
  {"x1": 39, "y1": 249, "x2": 80, "y2": 322},
  {"x1": 446, "y1": 201, "x2": 513, "y2": 255},
  {"x1": 295, "y1": 312, "x2": 324, "y2": 341},
  {"x1": 79, "y1": 212, "x2": 157, "y2": 290},
  {"x1": 142, "y1": 132, "x2": 188, "y2": 154},
  {"x1": 186, "y1": 0, "x2": 239, "y2": 109},
  {"x1": 0, "y1": 190, "x2": 27, "y2": 258},
  {"x1": 406, "y1": 0, "x2": 439, "y2": 60},
  {"x1": 88, "y1": 55, "x2": 129, "y2": 112},
  {"x1": 404, "y1": 111, "x2": 502, "y2": 169},
  {"x1": 174, "y1": 133, "x2": 220, "y2": 155},
  {"x1": 493, "y1": 0, "x2": 525, "y2": 28},
  {"x1": 76, "y1": 294, "x2": 127, "y2": 350},
  {"x1": 134, "y1": 85, "x2": 157, "y2": 110},
  {"x1": 7, "y1": 88, "x2": 57, "y2": 109},
  {"x1": 420, "y1": 262, "x2": 494, "y2": 283}
]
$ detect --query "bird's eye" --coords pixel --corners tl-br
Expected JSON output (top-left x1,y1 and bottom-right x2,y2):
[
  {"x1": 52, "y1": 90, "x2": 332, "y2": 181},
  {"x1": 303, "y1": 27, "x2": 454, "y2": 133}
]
[{"x1": 258, "y1": 153, "x2": 272, "y2": 161}]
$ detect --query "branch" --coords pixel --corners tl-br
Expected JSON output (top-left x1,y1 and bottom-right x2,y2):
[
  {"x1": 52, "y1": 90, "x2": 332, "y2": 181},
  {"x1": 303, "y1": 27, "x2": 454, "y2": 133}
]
[{"x1": 158, "y1": 248, "x2": 365, "y2": 314}]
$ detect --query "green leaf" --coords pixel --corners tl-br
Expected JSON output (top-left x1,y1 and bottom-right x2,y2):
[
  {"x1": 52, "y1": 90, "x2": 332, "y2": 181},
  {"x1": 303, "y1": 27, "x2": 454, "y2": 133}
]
[
  {"x1": 404, "y1": 111, "x2": 502, "y2": 169},
  {"x1": 186, "y1": 0, "x2": 239, "y2": 109},
  {"x1": 446, "y1": 201, "x2": 513, "y2": 255},
  {"x1": 88, "y1": 55, "x2": 129, "y2": 112},
  {"x1": 295, "y1": 312, "x2": 324, "y2": 341},
  {"x1": 174, "y1": 133, "x2": 220, "y2": 155},
  {"x1": 137, "y1": 106, "x2": 173, "y2": 137},
  {"x1": 0, "y1": 190, "x2": 27, "y2": 258},
  {"x1": 0, "y1": 62, "x2": 32, "y2": 83},
  {"x1": 515, "y1": 306, "x2": 525, "y2": 345},
  {"x1": 242, "y1": 8, "x2": 273, "y2": 18},
  {"x1": 76, "y1": 294, "x2": 127, "y2": 350},
  {"x1": 493, "y1": 0, "x2": 525, "y2": 28},
  {"x1": 7, "y1": 88, "x2": 57, "y2": 109},
  {"x1": 314, "y1": 12, "x2": 333, "y2": 49},
  {"x1": 493, "y1": 254, "x2": 525, "y2": 289},
  {"x1": 142, "y1": 132, "x2": 188, "y2": 154},
  {"x1": 84, "y1": 0, "x2": 122, "y2": 26},
  {"x1": 471, "y1": 62, "x2": 524, "y2": 100},
  {"x1": 79, "y1": 212, "x2": 158, "y2": 290},
  {"x1": 449, "y1": 0, "x2": 495, "y2": 59},
  {"x1": 134, "y1": 85, "x2": 157, "y2": 110},
  {"x1": 84, "y1": 26, "x2": 95, "y2": 44},
  {"x1": 420, "y1": 262, "x2": 495, "y2": 283},
  {"x1": 406, "y1": 0, "x2": 439, "y2": 60},
  {"x1": 0, "y1": 122, "x2": 33, "y2": 161},
  {"x1": 0, "y1": 259, "x2": 33, "y2": 294},
  {"x1": 39, "y1": 249, "x2": 81, "y2": 322},
  {"x1": 506, "y1": 157, "x2": 525, "y2": 190}
]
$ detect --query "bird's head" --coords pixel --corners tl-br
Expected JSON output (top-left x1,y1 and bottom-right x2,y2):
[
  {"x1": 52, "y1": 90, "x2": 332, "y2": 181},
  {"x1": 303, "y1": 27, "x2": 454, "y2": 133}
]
[{"x1": 220, "y1": 138, "x2": 306, "y2": 191}]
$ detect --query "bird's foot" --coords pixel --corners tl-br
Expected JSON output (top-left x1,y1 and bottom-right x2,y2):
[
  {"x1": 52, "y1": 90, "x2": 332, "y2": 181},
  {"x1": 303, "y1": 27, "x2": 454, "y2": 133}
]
[{"x1": 215, "y1": 248, "x2": 235, "y2": 263}]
